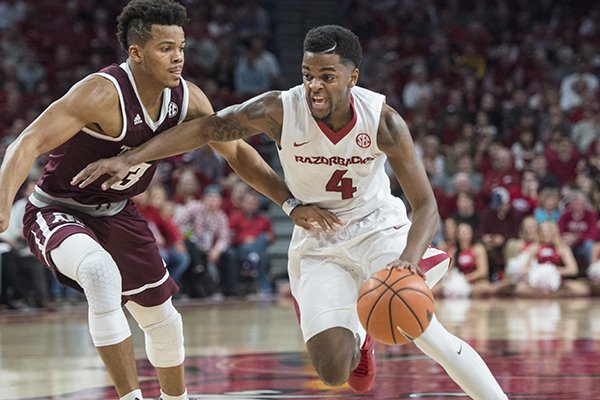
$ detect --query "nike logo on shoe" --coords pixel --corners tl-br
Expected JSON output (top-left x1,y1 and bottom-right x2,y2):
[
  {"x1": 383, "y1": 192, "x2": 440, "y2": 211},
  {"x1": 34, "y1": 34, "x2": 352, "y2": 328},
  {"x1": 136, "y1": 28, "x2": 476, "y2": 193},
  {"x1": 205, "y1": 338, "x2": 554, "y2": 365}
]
[{"x1": 293, "y1": 141, "x2": 310, "y2": 147}]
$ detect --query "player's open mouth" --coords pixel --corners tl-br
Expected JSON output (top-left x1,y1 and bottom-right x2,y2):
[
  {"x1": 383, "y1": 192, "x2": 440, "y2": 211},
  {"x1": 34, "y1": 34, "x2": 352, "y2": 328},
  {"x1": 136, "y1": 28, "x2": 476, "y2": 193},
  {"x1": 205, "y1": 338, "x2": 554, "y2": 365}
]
[{"x1": 312, "y1": 95, "x2": 327, "y2": 112}]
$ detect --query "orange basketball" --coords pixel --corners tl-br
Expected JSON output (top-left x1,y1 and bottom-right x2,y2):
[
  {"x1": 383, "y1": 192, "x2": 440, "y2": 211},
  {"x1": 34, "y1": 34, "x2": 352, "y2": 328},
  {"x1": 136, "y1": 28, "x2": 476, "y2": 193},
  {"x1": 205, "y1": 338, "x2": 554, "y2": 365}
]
[{"x1": 357, "y1": 268, "x2": 435, "y2": 345}]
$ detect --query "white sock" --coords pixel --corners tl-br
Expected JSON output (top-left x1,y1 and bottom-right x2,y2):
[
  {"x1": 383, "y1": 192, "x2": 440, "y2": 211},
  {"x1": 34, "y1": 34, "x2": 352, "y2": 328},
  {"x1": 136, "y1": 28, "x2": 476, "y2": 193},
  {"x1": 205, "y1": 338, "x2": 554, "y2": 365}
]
[
  {"x1": 160, "y1": 389, "x2": 188, "y2": 400},
  {"x1": 120, "y1": 389, "x2": 143, "y2": 400},
  {"x1": 356, "y1": 323, "x2": 367, "y2": 347},
  {"x1": 413, "y1": 315, "x2": 508, "y2": 400}
]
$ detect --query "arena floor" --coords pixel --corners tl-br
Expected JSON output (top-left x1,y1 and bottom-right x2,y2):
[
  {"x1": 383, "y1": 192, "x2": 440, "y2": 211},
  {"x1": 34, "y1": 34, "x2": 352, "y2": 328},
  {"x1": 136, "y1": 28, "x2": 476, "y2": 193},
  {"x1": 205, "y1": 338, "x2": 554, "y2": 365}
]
[{"x1": 1, "y1": 296, "x2": 600, "y2": 399}]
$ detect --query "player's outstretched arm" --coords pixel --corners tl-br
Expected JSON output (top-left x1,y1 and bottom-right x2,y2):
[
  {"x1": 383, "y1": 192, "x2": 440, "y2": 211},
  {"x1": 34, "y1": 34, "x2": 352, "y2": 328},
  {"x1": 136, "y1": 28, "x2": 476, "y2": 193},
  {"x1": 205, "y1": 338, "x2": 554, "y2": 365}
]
[
  {"x1": 72, "y1": 91, "x2": 284, "y2": 190},
  {"x1": 0, "y1": 77, "x2": 116, "y2": 231},
  {"x1": 378, "y1": 104, "x2": 439, "y2": 273}
]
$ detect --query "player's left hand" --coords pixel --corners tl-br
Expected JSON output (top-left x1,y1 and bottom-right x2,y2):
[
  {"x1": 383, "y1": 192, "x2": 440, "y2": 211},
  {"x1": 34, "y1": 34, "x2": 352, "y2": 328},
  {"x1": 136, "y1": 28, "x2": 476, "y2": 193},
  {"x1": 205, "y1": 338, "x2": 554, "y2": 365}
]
[
  {"x1": 290, "y1": 205, "x2": 341, "y2": 232},
  {"x1": 71, "y1": 155, "x2": 132, "y2": 190},
  {"x1": 386, "y1": 258, "x2": 425, "y2": 278}
]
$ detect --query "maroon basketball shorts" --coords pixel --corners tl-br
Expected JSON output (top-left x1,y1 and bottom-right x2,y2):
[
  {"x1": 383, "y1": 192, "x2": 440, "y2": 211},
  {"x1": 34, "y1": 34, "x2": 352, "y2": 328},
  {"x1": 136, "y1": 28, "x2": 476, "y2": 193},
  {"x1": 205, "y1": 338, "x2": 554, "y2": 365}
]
[{"x1": 23, "y1": 200, "x2": 178, "y2": 306}]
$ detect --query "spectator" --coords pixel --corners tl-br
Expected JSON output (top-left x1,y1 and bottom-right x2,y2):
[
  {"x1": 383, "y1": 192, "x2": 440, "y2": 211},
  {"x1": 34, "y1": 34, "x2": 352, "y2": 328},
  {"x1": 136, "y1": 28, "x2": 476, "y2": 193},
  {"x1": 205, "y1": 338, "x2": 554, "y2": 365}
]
[
  {"x1": 234, "y1": 0, "x2": 271, "y2": 41},
  {"x1": 222, "y1": 179, "x2": 250, "y2": 217},
  {"x1": 545, "y1": 136, "x2": 581, "y2": 188},
  {"x1": 174, "y1": 185, "x2": 236, "y2": 298},
  {"x1": 571, "y1": 100, "x2": 600, "y2": 153},
  {"x1": 510, "y1": 129, "x2": 543, "y2": 171},
  {"x1": 504, "y1": 215, "x2": 540, "y2": 262},
  {"x1": 558, "y1": 190, "x2": 598, "y2": 267},
  {"x1": 448, "y1": 154, "x2": 483, "y2": 195},
  {"x1": 436, "y1": 104, "x2": 464, "y2": 146},
  {"x1": 449, "y1": 191, "x2": 480, "y2": 233},
  {"x1": 559, "y1": 58, "x2": 599, "y2": 112},
  {"x1": 229, "y1": 190, "x2": 274, "y2": 295},
  {"x1": 0, "y1": 178, "x2": 50, "y2": 309},
  {"x1": 137, "y1": 185, "x2": 190, "y2": 287},
  {"x1": 513, "y1": 222, "x2": 590, "y2": 298},
  {"x1": 15, "y1": 51, "x2": 46, "y2": 93},
  {"x1": 418, "y1": 135, "x2": 446, "y2": 190},
  {"x1": 402, "y1": 63, "x2": 433, "y2": 109},
  {"x1": 478, "y1": 186, "x2": 527, "y2": 282},
  {"x1": 573, "y1": 171, "x2": 600, "y2": 212},
  {"x1": 510, "y1": 169, "x2": 539, "y2": 214},
  {"x1": 434, "y1": 223, "x2": 491, "y2": 299},
  {"x1": 173, "y1": 169, "x2": 202, "y2": 206},
  {"x1": 233, "y1": 36, "x2": 281, "y2": 95},
  {"x1": 438, "y1": 217, "x2": 458, "y2": 256},
  {"x1": 534, "y1": 187, "x2": 562, "y2": 224},
  {"x1": 530, "y1": 153, "x2": 560, "y2": 189},
  {"x1": 482, "y1": 146, "x2": 521, "y2": 199},
  {"x1": 538, "y1": 105, "x2": 571, "y2": 142}
]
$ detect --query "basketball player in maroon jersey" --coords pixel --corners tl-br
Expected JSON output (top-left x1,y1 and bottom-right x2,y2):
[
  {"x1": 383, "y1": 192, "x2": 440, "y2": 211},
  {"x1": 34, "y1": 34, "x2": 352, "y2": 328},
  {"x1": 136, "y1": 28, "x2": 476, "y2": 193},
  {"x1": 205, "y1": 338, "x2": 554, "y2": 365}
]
[
  {"x1": 74, "y1": 25, "x2": 508, "y2": 399},
  {"x1": 0, "y1": 1, "x2": 337, "y2": 400}
]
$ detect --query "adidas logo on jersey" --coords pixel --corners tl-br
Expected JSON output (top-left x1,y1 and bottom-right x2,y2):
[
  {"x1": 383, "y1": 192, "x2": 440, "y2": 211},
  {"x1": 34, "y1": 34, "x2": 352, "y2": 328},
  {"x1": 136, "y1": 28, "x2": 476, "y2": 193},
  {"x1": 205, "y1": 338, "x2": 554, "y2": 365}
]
[{"x1": 133, "y1": 114, "x2": 143, "y2": 125}]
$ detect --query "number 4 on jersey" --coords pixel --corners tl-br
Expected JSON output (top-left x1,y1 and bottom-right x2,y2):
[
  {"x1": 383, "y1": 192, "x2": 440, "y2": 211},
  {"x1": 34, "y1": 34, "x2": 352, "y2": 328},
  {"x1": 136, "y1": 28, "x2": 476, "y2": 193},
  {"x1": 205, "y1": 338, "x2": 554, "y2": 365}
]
[{"x1": 326, "y1": 169, "x2": 357, "y2": 199}]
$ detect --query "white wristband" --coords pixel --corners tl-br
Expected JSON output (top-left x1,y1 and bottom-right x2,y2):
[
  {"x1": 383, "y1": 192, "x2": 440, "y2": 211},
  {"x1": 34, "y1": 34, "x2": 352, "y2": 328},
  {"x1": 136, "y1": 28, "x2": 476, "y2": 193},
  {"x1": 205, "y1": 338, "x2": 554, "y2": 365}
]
[{"x1": 282, "y1": 198, "x2": 303, "y2": 216}]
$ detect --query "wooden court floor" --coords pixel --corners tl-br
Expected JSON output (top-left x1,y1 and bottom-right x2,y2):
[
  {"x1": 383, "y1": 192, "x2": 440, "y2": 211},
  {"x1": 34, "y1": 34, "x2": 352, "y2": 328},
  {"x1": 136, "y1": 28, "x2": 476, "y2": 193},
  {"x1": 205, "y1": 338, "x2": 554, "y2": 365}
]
[{"x1": 1, "y1": 296, "x2": 600, "y2": 399}]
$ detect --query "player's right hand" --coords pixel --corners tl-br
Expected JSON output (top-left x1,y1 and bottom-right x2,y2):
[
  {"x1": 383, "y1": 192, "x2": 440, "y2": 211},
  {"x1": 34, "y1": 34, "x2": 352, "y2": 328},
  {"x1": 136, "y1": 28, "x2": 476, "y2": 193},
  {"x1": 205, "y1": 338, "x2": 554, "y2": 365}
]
[
  {"x1": 71, "y1": 156, "x2": 132, "y2": 190},
  {"x1": 386, "y1": 258, "x2": 426, "y2": 278},
  {"x1": 290, "y1": 205, "x2": 341, "y2": 232}
]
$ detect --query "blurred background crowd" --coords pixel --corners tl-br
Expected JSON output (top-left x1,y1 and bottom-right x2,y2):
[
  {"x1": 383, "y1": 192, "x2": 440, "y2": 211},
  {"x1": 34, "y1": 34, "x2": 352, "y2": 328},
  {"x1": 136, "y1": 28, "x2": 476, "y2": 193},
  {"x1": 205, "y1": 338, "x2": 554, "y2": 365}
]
[{"x1": 1, "y1": 0, "x2": 600, "y2": 310}]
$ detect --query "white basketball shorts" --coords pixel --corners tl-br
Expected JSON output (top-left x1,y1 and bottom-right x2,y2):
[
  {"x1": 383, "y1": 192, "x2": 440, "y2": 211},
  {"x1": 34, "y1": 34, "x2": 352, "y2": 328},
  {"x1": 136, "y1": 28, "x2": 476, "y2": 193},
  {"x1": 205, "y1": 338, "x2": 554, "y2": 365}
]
[{"x1": 288, "y1": 203, "x2": 449, "y2": 342}]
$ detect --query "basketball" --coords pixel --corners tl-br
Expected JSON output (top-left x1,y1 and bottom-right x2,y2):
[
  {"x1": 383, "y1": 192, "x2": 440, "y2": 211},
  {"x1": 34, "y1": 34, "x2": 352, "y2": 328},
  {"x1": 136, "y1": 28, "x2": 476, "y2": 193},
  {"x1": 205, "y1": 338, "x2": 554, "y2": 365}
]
[{"x1": 357, "y1": 268, "x2": 435, "y2": 345}]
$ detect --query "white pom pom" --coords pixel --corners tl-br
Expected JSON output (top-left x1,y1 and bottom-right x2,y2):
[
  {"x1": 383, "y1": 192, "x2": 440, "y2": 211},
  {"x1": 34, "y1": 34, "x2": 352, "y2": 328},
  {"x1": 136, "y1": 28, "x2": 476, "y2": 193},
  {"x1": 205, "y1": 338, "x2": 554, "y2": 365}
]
[
  {"x1": 587, "y1": 261, "x2": 600, "y2": 285},
  {"x1": 443, "y1": 269, "x2": 472, "y2": 298},
  {"x1": 527, "y1": 262, "x2": 561, "y2": 293},
  {"x1": 506, "y1": 252, "x2": 530, "y2": 282}
]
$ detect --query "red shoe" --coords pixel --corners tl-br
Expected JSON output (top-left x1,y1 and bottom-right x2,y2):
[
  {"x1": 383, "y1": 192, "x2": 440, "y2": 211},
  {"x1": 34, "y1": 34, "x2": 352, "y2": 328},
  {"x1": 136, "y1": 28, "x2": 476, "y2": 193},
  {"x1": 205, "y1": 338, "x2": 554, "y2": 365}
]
[{"x1": 347, "y1": 334, "x2": 376, "y2": 392}]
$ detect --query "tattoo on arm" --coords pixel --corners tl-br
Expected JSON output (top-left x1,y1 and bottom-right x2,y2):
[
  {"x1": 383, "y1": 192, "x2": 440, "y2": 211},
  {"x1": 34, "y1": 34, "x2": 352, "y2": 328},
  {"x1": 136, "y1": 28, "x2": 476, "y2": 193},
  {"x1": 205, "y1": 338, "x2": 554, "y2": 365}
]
[
  {"x1": 209, "y1": 116, "x2": 255, "y2": 141},
  {"x1": 209, "y1": 92, "x2": 283, "y2": 142}
]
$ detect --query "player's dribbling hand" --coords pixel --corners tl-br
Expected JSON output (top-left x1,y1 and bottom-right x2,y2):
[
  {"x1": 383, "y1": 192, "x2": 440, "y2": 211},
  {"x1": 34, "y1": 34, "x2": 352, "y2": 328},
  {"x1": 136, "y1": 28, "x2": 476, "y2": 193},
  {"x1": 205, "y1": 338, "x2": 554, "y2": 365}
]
[
  {"x1": 386, "y1": 258, "x2": 425, "y2": 278},
  {"x1": 290, "y1": 205, "x2": 341, "y2": 233},
  {"x1": 71, "y1": 156, "x2": 132, "y2": 190}
]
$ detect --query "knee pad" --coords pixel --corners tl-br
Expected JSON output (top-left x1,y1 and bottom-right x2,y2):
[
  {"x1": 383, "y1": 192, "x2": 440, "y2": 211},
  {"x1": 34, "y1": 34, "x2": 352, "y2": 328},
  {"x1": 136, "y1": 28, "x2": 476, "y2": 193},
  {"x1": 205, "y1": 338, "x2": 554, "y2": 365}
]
[
  {"x1": 127, "y1": 300, "x2": 185, "y2": 368},
  {"x1": 51, "y1": 234, "x2": 130, "y2": 346},
  {"x1": 88, "y1": 307, "x2": 131, "y2": 347},
  {"x1": 77, "y1": 250, "x2": 122, "y2": 314},
  {"x1": 78, "y1": 251, "x2": 130, "y2": 346}
]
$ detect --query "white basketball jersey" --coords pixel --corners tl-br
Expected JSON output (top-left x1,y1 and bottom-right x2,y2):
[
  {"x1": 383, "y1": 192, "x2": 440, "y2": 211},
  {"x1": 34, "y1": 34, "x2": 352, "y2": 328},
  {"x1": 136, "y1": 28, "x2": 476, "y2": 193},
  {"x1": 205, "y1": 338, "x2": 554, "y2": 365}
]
[{"x1": 278, "y1": 84, "x2": 408, "y2": 222}]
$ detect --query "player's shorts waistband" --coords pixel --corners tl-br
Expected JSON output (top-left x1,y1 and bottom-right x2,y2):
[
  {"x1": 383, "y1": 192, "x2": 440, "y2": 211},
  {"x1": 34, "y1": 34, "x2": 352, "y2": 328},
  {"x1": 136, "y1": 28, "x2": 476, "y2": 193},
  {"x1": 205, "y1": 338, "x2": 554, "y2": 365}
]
[{"x1": 29, "y1": 186, "x2": 127, "y2": 217}]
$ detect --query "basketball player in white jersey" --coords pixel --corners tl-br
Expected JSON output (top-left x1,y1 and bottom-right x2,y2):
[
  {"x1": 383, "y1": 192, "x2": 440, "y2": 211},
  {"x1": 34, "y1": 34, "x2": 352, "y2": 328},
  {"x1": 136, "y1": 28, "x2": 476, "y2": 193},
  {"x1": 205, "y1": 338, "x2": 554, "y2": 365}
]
[
  {"x1": 0, "y1": 2, "x2": 337, "y2": 400},
  {"x1": 74, "y1": 25, "x2": 508, "y2": 399}
]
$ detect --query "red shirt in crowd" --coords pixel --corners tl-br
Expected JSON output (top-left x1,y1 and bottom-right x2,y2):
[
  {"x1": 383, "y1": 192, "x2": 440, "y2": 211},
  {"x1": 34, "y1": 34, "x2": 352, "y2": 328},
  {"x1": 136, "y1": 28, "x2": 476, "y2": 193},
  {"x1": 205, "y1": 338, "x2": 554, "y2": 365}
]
[
  {"x1": 138, "y1": 205, "x2": 183, "y2": 248},
  {"x1": 229, "y1": 210, "x2": 274, "y2": 246},
  {"x1": 557, "y1": 209, "x2": 599, "y2": 247}
]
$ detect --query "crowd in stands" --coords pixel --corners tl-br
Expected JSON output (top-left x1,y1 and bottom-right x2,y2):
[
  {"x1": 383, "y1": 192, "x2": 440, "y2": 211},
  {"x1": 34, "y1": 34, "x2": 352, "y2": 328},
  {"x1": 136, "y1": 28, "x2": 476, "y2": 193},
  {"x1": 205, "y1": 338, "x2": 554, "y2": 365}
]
[
  {"x1": 2, "y1": 0, "x2": 600, "y2": 309},
  {"x1": 348, "y1": 0, "x2": 600, "y2": 299}
]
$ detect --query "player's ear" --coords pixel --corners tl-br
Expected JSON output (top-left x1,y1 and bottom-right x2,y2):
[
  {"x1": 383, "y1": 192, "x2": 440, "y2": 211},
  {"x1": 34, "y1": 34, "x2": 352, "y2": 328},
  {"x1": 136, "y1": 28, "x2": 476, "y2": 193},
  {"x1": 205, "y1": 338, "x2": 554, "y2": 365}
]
[
  {"x1": 129, "y1": 45, "x2": 142, "y2": 63},
  {"x1": 348, "y1": 67, "x2": 359, "y2": 88}
]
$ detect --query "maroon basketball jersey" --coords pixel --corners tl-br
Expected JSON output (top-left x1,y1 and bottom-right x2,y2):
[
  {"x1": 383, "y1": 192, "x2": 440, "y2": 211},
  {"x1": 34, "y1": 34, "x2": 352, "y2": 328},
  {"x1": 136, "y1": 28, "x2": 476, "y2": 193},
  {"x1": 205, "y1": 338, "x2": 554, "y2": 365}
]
[{"x1": 37, "y1": 62, "x2": 189, "y2": 205}]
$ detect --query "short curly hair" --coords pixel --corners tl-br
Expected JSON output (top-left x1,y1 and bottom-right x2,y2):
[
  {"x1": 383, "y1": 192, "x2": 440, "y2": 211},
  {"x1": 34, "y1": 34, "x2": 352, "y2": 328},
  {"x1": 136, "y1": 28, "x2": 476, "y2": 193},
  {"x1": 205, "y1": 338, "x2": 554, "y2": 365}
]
[
  {"x1": 116, "y1": 0, "x2": 187, "y2": 51},
  {"x1": 303, "y1": 25, "x2": 362, "y2": 68}
]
